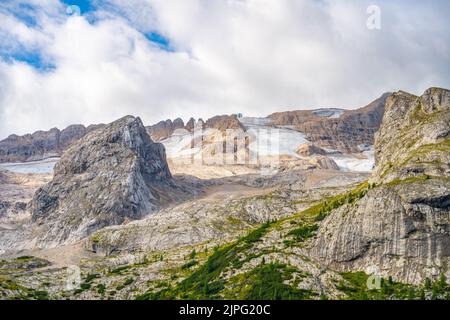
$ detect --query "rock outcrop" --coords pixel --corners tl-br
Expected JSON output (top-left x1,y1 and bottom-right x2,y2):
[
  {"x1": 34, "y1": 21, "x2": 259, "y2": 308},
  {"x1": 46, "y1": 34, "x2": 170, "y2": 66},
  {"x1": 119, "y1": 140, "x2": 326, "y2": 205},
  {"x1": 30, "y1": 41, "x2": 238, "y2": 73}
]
[
  {"x1": 185, "y1": 117, "x2": 196, "y2": 132},
  {"x1": 295, "y1": 143, "x2": 327, "y2": 157},
  {"x1": 30, "y1": 115, "x2": 196, "y2": 247},
  {"x1": 146, "y1": 115, "x2": 245, "y2": 142},
  {"x1": 269, "y1": 93, "x2": 390, "y2": 153},
  {"x1": 204, "y1": 115, "x2": 245, "y2": 132},
  {"x1": 58, "y1": 125, "x2": 87, "y2": 150},
  {"x1": 0, "y1": 124, "x2": 104, "y2": 163},
  {"x1": 146, "y1": 118, "x2": 185, "y2": 141},
  {"x1": 310, "y1": 87, "x2": 450, "y2": 284},
  {"x1": 371, "y1": 88, "x2": 450, "y2": 184}
]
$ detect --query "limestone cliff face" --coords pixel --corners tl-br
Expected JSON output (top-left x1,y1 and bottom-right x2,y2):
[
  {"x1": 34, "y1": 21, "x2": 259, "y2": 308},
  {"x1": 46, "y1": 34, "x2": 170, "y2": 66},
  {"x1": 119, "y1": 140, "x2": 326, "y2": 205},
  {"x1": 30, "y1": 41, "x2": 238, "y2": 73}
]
[
  {"x1": 269, "y1": 93, "x2": 390, "y2": 153},
  {"x1": 371, "y1": 88, "x2": 450, "y2": 184},
  {"x1": 0, "y1": 124, "x2": 105, "y2": 163},
  {"x1": 30, "y1": 116, "x2": 193, "y2": 247},
  {"x1": 310, "y1": 88, "x2": 450, "y2": 284},
  {"x1": 58, "y1": 125, "x2": 87, "y2": 150},
  {"x1": 0, "y1": 128, "x2": 60, "y2": 162}
]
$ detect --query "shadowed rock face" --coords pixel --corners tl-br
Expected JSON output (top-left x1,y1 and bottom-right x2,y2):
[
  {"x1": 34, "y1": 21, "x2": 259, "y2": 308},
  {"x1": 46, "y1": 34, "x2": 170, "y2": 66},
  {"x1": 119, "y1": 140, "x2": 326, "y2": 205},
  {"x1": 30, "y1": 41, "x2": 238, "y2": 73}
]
[
  {"x1": 30, "y1": 115, "x2": 190, "y2": 247},
  {"x1": 269, "y1": 93, "x2": 390, "y2": 153},
  {"x1": 0, "y1": 124, "x2": 105, "y2": 163},
  {"x1": 310, "y1": 88, "x2": 450, "y2": 284},
  {"x1": 58, "y1": 125, "x2": 87, "y2": 150}
]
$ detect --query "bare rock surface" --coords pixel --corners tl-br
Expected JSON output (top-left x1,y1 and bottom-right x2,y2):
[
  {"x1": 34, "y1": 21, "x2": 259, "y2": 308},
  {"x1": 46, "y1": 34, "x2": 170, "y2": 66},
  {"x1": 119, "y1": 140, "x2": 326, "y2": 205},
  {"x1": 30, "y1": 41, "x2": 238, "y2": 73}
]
[
  {"x1": 269, "y1": 93, "x2": 390, "y2": 153},
  {"x1": 29, "y1": 116, "x2": 199, "y2": 248},
  {"x1": 371, "y1": 88, "x2": 450, "y2": 184},
  {"x1": 204, "y1": 114, "x2": 245, "y2": 132},
  {"x1": 0, "y1": 123, "x2": 105, "y2": 163},
  {"x1": 146, "y1": 114, "x2": 244, "y2": 142},
  {"x1": 146, "y1": 118, "x2": 185, "y2": 142},
  {"x1": 87, "y1": 170, "x2": 367, "y2": 256},
  {"x1": 295, "y1": 143, "x2": 327, "y2": 157},
  {"x1": 310, "y1": 88, "x2": 450, "y2": 284}
]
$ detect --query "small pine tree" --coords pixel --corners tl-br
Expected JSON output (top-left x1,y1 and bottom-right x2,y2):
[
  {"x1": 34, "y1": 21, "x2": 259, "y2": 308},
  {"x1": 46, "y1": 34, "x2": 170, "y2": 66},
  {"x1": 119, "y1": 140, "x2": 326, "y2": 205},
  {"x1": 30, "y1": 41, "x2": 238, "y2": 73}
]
[
  {"x1": 432, "y1": 286, "x2": 439, "y2": 300},
  {"x1": 407, "y1": 287, "x2": 416, "y2": 300},
  {"x1": 438, "y1": 273, "x2": 447, "y2": 290},
  {"x1": 425, "y1": 278, "x2": 432, "y2": 290},
  {"x1": 189, "y1": 249, "x2": 196, "y2": 260},
  {"x1": 419, "y1": 288, "x2": 425, "y2": 300}
]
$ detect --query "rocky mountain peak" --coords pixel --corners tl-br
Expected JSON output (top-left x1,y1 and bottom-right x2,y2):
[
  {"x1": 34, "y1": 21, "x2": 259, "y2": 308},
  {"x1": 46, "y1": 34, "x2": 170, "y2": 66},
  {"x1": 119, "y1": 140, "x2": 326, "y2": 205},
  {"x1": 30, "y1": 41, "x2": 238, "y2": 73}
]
[
  {"x1": 371, "y1": 87, "x2": 450, "y2": 184},
  {"x1": 421, "y1": 87, "x2": 450, "y2": 113},
  {"x1": 185, "y1": 118, "x2": 196, "y2": 132},
  {"x1": 311, "y1": 87, "x2": 450, "y2": 284},
  {"x1": 204, "y1": 114, "x2": 245, "y2": 132},
  {"x1": 29, "y1": 115, "x2": 182, "y2": 247},
  {"x1": 147, "y1": 115, "x2": 244, "y2": 141},
  {"x1": 146, "y1": 118, "x2": 185, "y2": 142}
]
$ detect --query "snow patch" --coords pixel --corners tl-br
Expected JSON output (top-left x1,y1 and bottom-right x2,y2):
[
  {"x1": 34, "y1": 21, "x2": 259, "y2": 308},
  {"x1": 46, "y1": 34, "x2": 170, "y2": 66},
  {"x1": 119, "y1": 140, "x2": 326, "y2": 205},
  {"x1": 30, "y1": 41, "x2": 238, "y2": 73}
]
[
  {"x1": 246, "y1": 127, "x2": 308, "y2": 157},
  {"x1": 331, "y1": 147, "x2": 374, "y2": 172},
  {"x1": 240, "y1": 117, "x2": 308, "y2": 156},
  {"x1": 0, "y1": 157, "x2": 59, "y2": 174},
  {"x1": 312, "y1": 108, "x2": 345, "y2": 118},
  {"x1": 160, "y1": 116, "x2": 375, "y2": 173}
]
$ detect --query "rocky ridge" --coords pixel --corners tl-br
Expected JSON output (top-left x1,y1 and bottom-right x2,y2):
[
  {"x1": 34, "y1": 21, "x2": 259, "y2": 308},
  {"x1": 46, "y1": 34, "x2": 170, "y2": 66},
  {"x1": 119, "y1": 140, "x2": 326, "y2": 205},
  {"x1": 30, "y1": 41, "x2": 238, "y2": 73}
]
[
  {"x1": 145, "y1": 118, "x2": 185, "y2": 142},
  {"x1": 146, "y1": 114, "x2": 244, "y2": 142},
  {"x1": 269, "y1": 93, "x2": 390, "y2": 153},
  {"x1": 0, "y1": 124, "x2": 105, "y2": 163}
]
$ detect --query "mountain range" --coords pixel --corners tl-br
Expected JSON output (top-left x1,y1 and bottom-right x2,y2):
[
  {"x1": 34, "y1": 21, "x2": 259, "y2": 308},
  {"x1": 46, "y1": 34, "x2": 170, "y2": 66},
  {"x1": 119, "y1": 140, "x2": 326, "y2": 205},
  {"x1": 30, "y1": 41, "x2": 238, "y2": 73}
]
[
  {"x1": 0, "y1": 87, "x2": 449, "y2": 300},
  {"x1": 0, "y1": 93, "x2": 388, "y2": 164}
]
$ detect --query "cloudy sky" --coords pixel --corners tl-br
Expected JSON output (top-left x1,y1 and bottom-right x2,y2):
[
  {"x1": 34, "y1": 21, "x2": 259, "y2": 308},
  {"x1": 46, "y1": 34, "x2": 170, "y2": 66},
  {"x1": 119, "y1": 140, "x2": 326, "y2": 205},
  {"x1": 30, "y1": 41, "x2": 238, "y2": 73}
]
[{"x1": 0, "y1": 0, "x2": 449, "y2": 139}]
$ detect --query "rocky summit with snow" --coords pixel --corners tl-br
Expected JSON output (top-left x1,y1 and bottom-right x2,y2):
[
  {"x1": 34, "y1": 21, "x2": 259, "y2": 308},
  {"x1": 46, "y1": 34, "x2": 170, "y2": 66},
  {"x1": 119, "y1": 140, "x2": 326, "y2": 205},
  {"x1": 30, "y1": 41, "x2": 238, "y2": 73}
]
[{"x1": 0, "y1": 88, "x2": 449, "y2": 300}]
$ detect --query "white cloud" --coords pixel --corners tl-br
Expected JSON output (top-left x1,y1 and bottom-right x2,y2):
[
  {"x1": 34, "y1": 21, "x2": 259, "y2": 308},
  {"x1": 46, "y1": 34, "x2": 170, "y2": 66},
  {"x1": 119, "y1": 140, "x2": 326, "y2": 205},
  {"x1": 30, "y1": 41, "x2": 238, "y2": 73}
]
[{"x1": 0, "y1": 0, "x2": 449, "y2": 139}]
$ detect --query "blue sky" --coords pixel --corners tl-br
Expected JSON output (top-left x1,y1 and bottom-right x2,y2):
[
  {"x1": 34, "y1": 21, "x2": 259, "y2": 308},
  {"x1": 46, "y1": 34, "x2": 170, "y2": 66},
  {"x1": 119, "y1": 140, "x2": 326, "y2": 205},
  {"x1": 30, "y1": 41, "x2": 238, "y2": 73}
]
[
  {"x1": 0, "y1": 0, "x2": 449, "y2": 139},
  {"x1": 0, "y1": 0, "x2": 172, "y2": 71},
  {"x1": 61, "y1": 0, "x2": 93, "y2": 14},
  {"x1": 60, "y1": 0, "x2": 173, "y2": 50}
]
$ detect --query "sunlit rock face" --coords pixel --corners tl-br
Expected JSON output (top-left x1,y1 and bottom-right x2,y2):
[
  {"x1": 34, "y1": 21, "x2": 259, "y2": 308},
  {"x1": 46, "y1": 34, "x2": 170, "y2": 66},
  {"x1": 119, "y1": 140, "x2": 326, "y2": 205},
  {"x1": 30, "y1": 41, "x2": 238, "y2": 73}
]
[
  {"x1": 268, "y1": 93, "x2": 390, "y2": 153},
  {"x1": 30, "y1": 115, "x2": 194, "y2": 248},
  {"x1": 310, "y1": 88, "x2": 450, "y2": 284}
]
